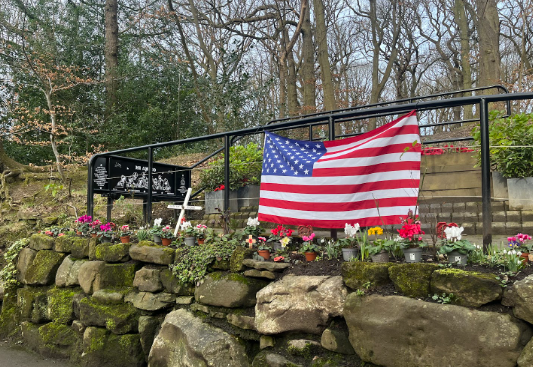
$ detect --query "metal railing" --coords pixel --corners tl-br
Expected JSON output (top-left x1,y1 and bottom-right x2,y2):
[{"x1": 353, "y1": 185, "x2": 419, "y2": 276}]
[{"x1": 87, "y1": 85, "x2": 532, "y2": 250}]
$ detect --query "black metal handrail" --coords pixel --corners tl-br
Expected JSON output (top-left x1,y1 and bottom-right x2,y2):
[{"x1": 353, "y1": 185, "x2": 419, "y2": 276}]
[{"x1": 87, "y1": 89, "x2": 533, "y2": 249}]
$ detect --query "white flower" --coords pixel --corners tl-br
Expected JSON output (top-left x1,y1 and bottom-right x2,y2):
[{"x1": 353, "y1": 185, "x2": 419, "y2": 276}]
[
  {"x1": 181, "y1": 221, "x2": 192, "y2": 229},
  {"x1": 344, "y1": 223, "x2": 360, "y2": 238},
  {"x1": 153, "y1": 218, "x2": 163, "y2": 227},
  {"x1": 503, "y1": 249, "x2": 507, "y2": 254},
  {"x1": 444, "y1": 226, "x2": 464, "y2": 241},
  {"x1": 518, "y1": 252, "x2": 522, "y2": 256},
  {"x1": 247, "y1": 217, "x2": 260, "y2": 227}
]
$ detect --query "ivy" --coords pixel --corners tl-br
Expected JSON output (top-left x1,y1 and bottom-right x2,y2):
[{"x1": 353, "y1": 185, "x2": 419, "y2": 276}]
[
  {"x1": 0, "y1": 238, "x2": 30, "y2": 287},
  {"x1": 170, "y1": 236, "x2": 239, "y2": 285}
]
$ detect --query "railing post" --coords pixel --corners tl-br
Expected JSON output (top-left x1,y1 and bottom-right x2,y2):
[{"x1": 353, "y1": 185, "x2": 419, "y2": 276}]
[
  {"x1": 224, "y1": 135, "x2": 231, "y2": 213},
  {"x1": 328, "y1": 116, "x2": 337, "y2": 239},
  {"x1": 480, "y1": 99, "x2": 492, "y2": 251},
  {"x1": 147, "y1": 147, "x2": 153, "y2": 225},
  {"x1": 87, "y1": 158, "x2": 94, "y2": 217}
]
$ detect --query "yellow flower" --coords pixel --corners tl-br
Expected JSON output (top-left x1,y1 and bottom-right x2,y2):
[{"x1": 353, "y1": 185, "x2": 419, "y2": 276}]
[{"x1": 368, "y1": 227, "x2": 383, "y2": 236}]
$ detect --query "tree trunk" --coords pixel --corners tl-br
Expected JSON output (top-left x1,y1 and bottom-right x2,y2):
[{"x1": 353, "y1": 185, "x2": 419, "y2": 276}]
[
  {"x1": 301, "y1": 9, "x2": 316, "y2": 114},
  {"x1": 0, "y1": 140, "x2": 25, "y2": 173},
  {"x1": 312, "y1": 0, "x2": 336, "y2": 112},
  {"x1": 475, "y1": 0, "x2": 501, "y2": 90},
  {"x1": 104, "y1": 0, "x2": 119, "y2": 114},
  {"x1": 44, "y1": 90, "x2": 66, "y2": 182},
  {"x1": 285, "y1": 29, "x2": 300, "y2": 116},
  {"x1": 453, "y1": 0, "x2": 473, "y2": 119}
]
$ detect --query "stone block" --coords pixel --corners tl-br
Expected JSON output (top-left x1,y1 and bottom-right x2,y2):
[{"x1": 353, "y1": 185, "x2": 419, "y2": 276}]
[
  {"x1": 341, "y1": 262, "x2": 392, "y2": 290},
  {"x1": 492, "y1": 222, "x2": 507, "y2": 235},
  {"x1": 78, "y1": 261, "x2": 106, "y2": 294},
  {"x1": 16, "y1": 248, "x2": 37, "y2": 283},
  {"x1": 22, "y1": 321, "x2": 79, "y2": 360},
  {"x1": 522, "y1": 222, "x2": 533, "y2": 232},
  {"x1": 242, "y1": 258, "x2": 291, "y2": 272},
  {"x1": 463, "y1": 212, "x2": 479, "y2": 222},
  {"x1": 453, "y1": 202, "x2": 466, "y2": 212},
  {"x1": 429, "y1": 203, "x2": 441, "y2": 213},
  {"x1": 47, "y1": 287, "x2": 82, "y2": 324},
  {"x1": 81, "y1": 327, "x2": 145, "y2": 367},
  {"x1": 226, "y1": 314, "x2": 255, "y2": 330},
  {"x1": 465, "y1": 202, "x2": 480, "y2": 211},
  {"x1": 54, "y1": 235, "x2": 75, "y2": 253},
  {"x1": 175, "y1": 296, "x2": 194, "y2": 305},
  {"x1": 441, "y1": 203, "x2": 453, "y2": 212},
  {"x1": 450, "y1": 212, "x2": 464, "y2": 223},
  {"x1": 491, "y1": 201, "x2": 506, "y2": 211},
  {"x1": 462, "y1": 222, "x2": 475, "y2": 235},
  {"x1": 230, "y1": 247, "x2": 255, "y2": 272},
  {"x1": 17, "y1": 287, "x2": 49, "y2": 322},
  {"x1": 204, "y1": 189, "x2": 238, "y2": 214},
  {"x1": 79, "y1": 297, "x2": 138, "y2": 334},
  {"x1": 92, "y1": 289, "x2": 128, "y2": 304},
  {"x1": 56, "y1": 255, "x2": 88, "y2": 287},
  {"x1": 508, "y1": 222, "x2": 522, "y2": 234},
  {"x1": 507, "y1": 211, "x2": 522, "y2": 223},
  {"x1": 159, "y1": 268, "x2": 194, "y2": 295},
  {"x1": 125, "y1": 291, "x2": 175, "y2": 311},
  {"x1": 133, "y1": 267, "x2": 163, "y2": 292},
  {"x1": 260, "y1": 335, "x2": 275, "y2": 350},
  {"x1": 522, "y1": 211, "x2": 533, "y2": 222},
  {"x1": 71, "y1": 238, "x2": 90, "y2": 259},
  {"x1": 29, "y1": 234, "x2": 55, "y2": 251},
  {"x1": 321, "y1": 325, "x2": 355, "y2": 355},
  {"x1": 195, "y1": 272, "x2": 268, "y2": 308},
  {"x1": 129, "y1": 242, "x2": 175, "y2": 265},
  {"x1": 94, "y1": 262, "x2": 139, "y2": 291},
  {"x1": 437, "y1": 212, "x2": 451, "y2": 223},
  {"x1": 492, "y1": 211, "x2": 507, "y2": 222},
  {"x1": 95, "y1": 243, "x2": 131, "y2": 263},
  {"x1": 244, "y1": 269, "x2": 276, "y2": 280},
  {"x1": 24, "y1": 250, "x2": 66, "y2": 286},
  {"x1": 508, "y1": 178, "x2": 533, "y2": 210},
  {"x1": 139, "y1": 316, "x2": 163, "y2": 360}
]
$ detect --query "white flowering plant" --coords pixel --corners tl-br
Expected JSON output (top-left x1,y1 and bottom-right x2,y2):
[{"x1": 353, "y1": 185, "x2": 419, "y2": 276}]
[
  {"x1": 150, "y1": 218, "x2": 164, "y2": 236},
  {"x1": 181, "y1": 221, "x2": 196, "y2": 237},
  {"x1": 243, "y1": 217, "x2": 262, "y2": 237},
  {"x1": 340, "y1": 223, "x2": 360, "y2": 248},
  {"x1": 438, "y1": 226, "x2": 476, "y2": 255},
  {"x1": 500, "y1": 248, "x2": 526, "y2": 273}
]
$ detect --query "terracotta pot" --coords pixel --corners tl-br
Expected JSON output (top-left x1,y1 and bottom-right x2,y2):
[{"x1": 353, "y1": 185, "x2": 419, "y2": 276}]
[
  {"x1": 76, "y1": 230, "x2": 82, "y2": 236},
  {"x1": 120, "y1": 236, "x2": 130, "y2": 244},
  {"x1": 521, "y1": 252, "x2": 529, "y2": 264},
  {"x1": 305, "y1": 252, "x2": 317, "y2": 262},
  {"x1": 161, "y1": 237, "x2": 173, "y2": 246},
  {"x1": 198, "y1": 239, "x2": 205, "y2": 245},
  {"x1": 258, "y1": 250, "x2": 271, "y2": 260},
  {"x1": 91, "y1": 233, "x2": 98, "y2": 238}
]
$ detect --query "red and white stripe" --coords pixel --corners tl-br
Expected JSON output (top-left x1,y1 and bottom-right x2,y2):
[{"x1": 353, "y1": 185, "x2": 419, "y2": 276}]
[{"x1": 258, "y1": 110, "x2": 421, "y2": 228}]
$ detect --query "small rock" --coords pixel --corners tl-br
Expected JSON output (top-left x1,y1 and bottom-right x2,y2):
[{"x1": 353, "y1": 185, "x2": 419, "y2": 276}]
[
  {"x1": 244, "y1": 269, "x2": 276, "y2": 280},
  {"x1": 321, "y1": 327, "x2": 355, "y2": 355},
  {"x1": 28, "y1": 234, "x2": 54, "y2": 251},
  {"x1": 71, "y1": 320, "x2": 86, "y2": 334},
  {"x1": 287, "y1": 339, "x2": 321, "y2": 355},
  {"x1": 133, "y1": 267, "x2": 163, "y2": 292},
  {"x1": 125, "y1": 291, "x2": 175, "y2": 311},
  {"x1": 260, "y1": 335, "x2": 275, "y2": 350},
  {"x1": 242, "y1": 259, "x2": 290, "y2": 272},
  {"x1": 175, "y1": 296, "x2": 194, "y2": 305},
  {"x1": 227, "y1": 314, "x2": 256, "y2": 330},
  {"x1": 92, "y1": 289, "x2": 126, "y2": 304}
]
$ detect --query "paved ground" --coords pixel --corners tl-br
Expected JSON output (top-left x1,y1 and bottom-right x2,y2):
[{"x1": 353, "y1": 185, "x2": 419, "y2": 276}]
[{"x1": 0, "y1": 341, "x2": 73, "y2": 367}]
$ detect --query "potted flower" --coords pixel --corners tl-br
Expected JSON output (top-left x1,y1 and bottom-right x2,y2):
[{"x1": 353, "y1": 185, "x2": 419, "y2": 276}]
[
  {"x1": 341, "y1": 223, "x2": 359, "y2": 261},
  {"x1": 257, "y1": 237, "x2": 271, "y2": 260},
  {"x1": 195, "y1": 224, "x2": 208, "y2": 244},
  {"x1": 437, "y1": 226, "x2": 475, "y2": 265},
  {"x1": 181, "y1": 221, "x2": 196, "y2": 246},
  {"x1": 507, "y1": 233, "x2": 533, "y2": 263},
  {"x1": 268, "y1": 225, "x2": 293, "y2": 251},
  {"x1": 119, "y1": 225, "x2": 132, "y2": 243},
  {"x1": 368, "y1": 239, "x2": 395, "y2": 263},
  {"x1": 243, "y1": 217, "x2": 262, "y2": 238},
  {"x1": 300, "y1": 232, "x2": 319, "y2": 261},
  {"x1": 89, "y1": 219, "x2": 102, "y2": 238},
  {"x1": 75, "y1": 215, "x2": 92, "y2": 236},
  {"x1": 98, "y1": 222, "x2": 115, "y2": 243},
  {"x1": 151, "y1": 218, "x2": 163, "y2": 244},
  {"x1": 397, "y1": 210, "x2": 426, "y2": 263},
  {"x1": 160, "y1": 225, "x2": 175, "y2": 246}
]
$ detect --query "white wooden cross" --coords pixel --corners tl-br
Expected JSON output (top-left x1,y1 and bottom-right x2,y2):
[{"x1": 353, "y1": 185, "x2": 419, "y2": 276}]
[{"x1": 168, "y1": 188, "x2": 203, "y2": 236}]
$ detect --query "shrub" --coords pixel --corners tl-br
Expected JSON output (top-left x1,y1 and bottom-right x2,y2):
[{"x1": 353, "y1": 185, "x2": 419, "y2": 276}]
[{"x1": 198, "y1": 143, "x2": 263, "y2": 191}]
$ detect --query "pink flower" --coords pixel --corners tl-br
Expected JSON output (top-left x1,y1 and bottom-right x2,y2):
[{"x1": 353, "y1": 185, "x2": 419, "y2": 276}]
[
  {"x1": 58, "y1": 233, "x2": 64, "y2": 237},
  {"x1": 302, "y1": 233, "x2": 315, "y2": 242},
  {"x1": 274, "y1": 256, "x2": 285, "y2": 262}
]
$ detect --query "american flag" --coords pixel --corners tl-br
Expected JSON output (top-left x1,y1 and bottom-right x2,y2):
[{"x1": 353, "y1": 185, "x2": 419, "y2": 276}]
[{"x1": 257, "y1": 110, "x2": 421, "y2": 228}]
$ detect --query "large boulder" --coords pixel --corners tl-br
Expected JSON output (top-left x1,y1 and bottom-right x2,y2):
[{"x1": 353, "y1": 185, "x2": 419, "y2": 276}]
[
  {"x1": 78, "y1": 261, "x2": 106, "y2": 294},
  {"x1": 95, "y1": 243, "x2": 131, "y2": 263},
  {"x1": 54, "y1": 235, "x2": 75, "y2": 253},
  {"x1": 341, "y1": 262, "x2": 392, "y2": 290},
  {"x1": 344, "y1": 294, "x2": 532, "y2": 367},
  {"x1": 431, "y1": 269, "x2": 502, "y2": 307},
  {"x1": 255, "y1": 275, "x2": 347, "y2": 335},
  {"x1": 16, "y1": 247, "x2": 37, "y2": 283},
  {"x1": 22, "y1": 250, "x2": 66, "y2": 285},
  {"x1": 17, "y1": 286, "x2": 49, "y2": 322},
  {"x1": 71, "y1": 237, "x2": 91, "y2": 258},
  {"x1": 28, "y1": 234, "x2": 55, "y2": 250},
  {"x1": 47, "y1": 287, "x2": 82, "y2": 324},
  {"x1": 503, "y1": 274, "x2": 533, "y2": 324},
  {"x1": 129, "y1": 242, "x2": 175, "y2": 265},
  {"x1": 148, "y1": 309, "x2": 249, "y2": 367},
  {"x1": 133, "y1": 267, "x2": 164, "y2": 292},
  {"x1": 55, "y1": 255, "x2": 88, "y2": 287},
  {"x1": 388, "y1": 263, "x2": 439, "y2": 298},
  {"x1": 195, "y1": 272, "x2": 268, "y2": 308},
  {"x1": 22, "y1": 321, "x2": 80, "y2": 359}
]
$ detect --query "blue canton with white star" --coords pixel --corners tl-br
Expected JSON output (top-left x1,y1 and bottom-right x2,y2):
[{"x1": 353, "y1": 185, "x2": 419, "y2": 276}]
[{"x1": 262, "y1": 132, "x2": 327, "y2": 177}]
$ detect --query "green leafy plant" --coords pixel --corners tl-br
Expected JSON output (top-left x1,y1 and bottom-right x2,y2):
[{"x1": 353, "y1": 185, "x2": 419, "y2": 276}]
[
  {"x1": 44, "y1": 182, "x2": 64, "y2": 198},
  {"x1": 323, "y1": 239, "x2": 341, "y2": 260},
  {"x1": 438, "y1": 239, "x2": 476, "y2": 255},
  {"x1": 431, "y1": 293, "x2": 455, "y2": 304},
  {"x1": 355, "y1": 289, "x2": 365, "y2": 296},
  {"x1": 0, "y1": 238, "x2": 30, "y2": 287},
  {"x1": 136, "y1": 228, "x2": 150, "y2": 241},
  {"x1": 198, "y1": 143, "x2": 263, "y2": 191},
  {"x1": 472, "y1": 111, "x2": 533, "y2": 178},
  {"x1": 368, "y1": 239, "x2": 396, "y2": 256}
]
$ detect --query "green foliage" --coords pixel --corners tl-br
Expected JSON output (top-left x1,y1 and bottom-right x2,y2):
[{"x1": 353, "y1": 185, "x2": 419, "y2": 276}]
[
  {"x1": 368, "y1": 239, "x2": 396, "y2": 255},
  {"x1": 431, "y1": 292, "x2": 455, "y2": 304},
  {"x1": 472, "y1": 111, "x2": 533, "y2": 178},
  {"x1": 171, "y1": 236, "x2": 238, "y2": 284},
  {"x1": 300, "y1": 242, "x2": 321, "y2": 253},
  {"x1": 44, "y1": 183, "x2": 64, "y2": 198},
  {"x1": 323, "y1": 239, "x2": 341, "y2": 260},
  {"x1": 198, "y1": 143, "x2": 263, "y2": 191},
  {"x1": 136, "y1": 229, "x2": 150, "y2": 242},
  {"x1": 438, "y1": 239, "x2": 476, "y2": 255},
  {"x1": 0, "y1": 238, "x2": 29, "y2": 287}
]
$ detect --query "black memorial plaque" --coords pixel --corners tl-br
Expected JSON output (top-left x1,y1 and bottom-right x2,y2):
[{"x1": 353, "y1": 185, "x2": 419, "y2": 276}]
[{"x1": 92, "y1": 156, "x2": 190, "y2": 201}]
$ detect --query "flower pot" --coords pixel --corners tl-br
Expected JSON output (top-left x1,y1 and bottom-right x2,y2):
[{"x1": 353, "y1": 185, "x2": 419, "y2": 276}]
[
  {"x1": 161, "y1": 237, "x2": 173, "y2": 246},
  {"x1": 120, "y1": 236, "x2": 130, "y2": 244},
  {"x1": 447, "y1": 250, "x2": 468, "y2": 266},
  {"x1": 100, "y1": 236, "x2": 111, "y2": 243},
  {"x1": 198, "y1": 239, "x2": 205, "y2": 245},
  {"x1": 271, "y1": 241, "x2": 282, "y2": 252},
  {"x1": 521, "y1": 252, "x2": 529, "y2": 264},
  {"x1": 403, "y1": 247, "x2": 422, "y2": 263},
  {"x1": 305, "y1": 252, "x2": 317, "y2": 262},
  {"x1": 185, "y1": 237, "x2": 196, "y2": 246},
  {"x1": 76, "y1": 230, "x2": 82, "y2": 236},
  {"x1": 153, "y1": 235, "x2": 162, "y2": 244},
  {"x1": 342, "y1": 248, "x2": 358, "y2": 262},
  {"x1": 508, "y1": 177, "x2": 533, "y2": 210},
  {"x1": 371, "y1": 250, "x2": 390, "y2": 263},
  {"x1": 258, "y1": 250, "x2": 271, "y2": 260},
  {"x1": 91, "y1": 233, "x2": 98, "y2": 238}
]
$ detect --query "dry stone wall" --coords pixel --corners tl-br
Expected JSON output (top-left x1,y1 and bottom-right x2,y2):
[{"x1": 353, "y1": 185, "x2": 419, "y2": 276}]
[{"x1": 4, "y1": 234, "x2": 533, "y2": 366}]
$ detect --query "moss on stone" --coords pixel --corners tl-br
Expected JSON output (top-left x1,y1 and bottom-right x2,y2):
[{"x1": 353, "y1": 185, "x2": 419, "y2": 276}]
[
  {"x1": 341, "y1": 262, "x2": 392, "y2": 290},
  {"x1": 81, "y1": 327, "x2": 145, "y2": 367},
  {"x1": 95, "y1": 243, "x2": 130, "y2": 262},
  {"x1": 54, "y1": 235, "x2": 75, "y2": 253},
  {"x1": 71, "y1": 238, "x2": 90, "y2": 258},
  {"x1": 388, "y1": 263, "x2": 439, "y2": 298},
  {"x1": 39, "y1": 321, "x2": 77, "y2": 346},
  {"x1": 230, "y1": 247, "x2": 254, "y2": 273},
  {"x1": 17, "y1": 286, "x2": 49, "y2": 320},
  {"x1": 79, "y1": 297, "x2": 138, "y2": 334},
  {"x1": 100, "y1": 263, "x2": 138, "y2": 288},
  {"x1": 29, "y1": 234, "x2": 55, "y2": 250},
  {"x1": 24, "y1": 250, "x2": 66, "y2": 285},
  {"x1": 0, "y1": 286, "x2": 21, "y2": 338},
  {"x1": 47, "y1": 287, "x2": 81, "y2": 324},
  {"x1": 137, "y1": 240, "x2": 157, "y2": 247}
]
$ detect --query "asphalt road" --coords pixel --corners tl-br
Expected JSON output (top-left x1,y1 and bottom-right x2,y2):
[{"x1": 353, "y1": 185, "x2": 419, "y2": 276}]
[{"x1": 0, "y1": 341, "x2": 73, "y2": 367}]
